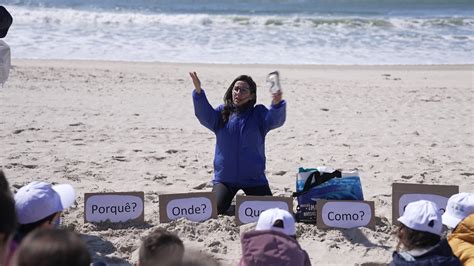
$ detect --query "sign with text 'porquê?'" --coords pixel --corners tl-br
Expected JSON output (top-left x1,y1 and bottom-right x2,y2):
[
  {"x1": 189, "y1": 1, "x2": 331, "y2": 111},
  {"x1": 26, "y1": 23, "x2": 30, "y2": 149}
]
[
  {"x1": 317, "y1": 200, "x2": 375, "y2": 229},
  {"x1": 84, "y1": 192, "x2": 144, "y2": 224},
  {"x1": 235, "y1": 195, "x2": 293, "y2": 225},
  {"x1": 159, "y1": 192, "x2": 217, "y2": 223},
  {"x1": 392, "y1": 183, "x2": 459, "y2": 224}
]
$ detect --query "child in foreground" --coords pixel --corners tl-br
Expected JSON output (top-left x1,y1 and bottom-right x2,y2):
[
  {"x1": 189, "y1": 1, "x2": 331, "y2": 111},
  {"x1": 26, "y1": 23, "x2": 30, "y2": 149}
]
[
  {"x1": 240, "y1": 208, "x2": 311, "y2": 266},
  {"x1": 389, "y1": 200, "x2": 461, "y2": 265},
  {"x1": 12, "y1": 228, "x2": 90, "y2": 266},
  {"x1": 0, "y1": 170, "x2": 17, "y2": 265},
  {"x1": 442, "y1": 193, "x2": 474, "y2": 265},
  {"x1": 137, "y1": 228, "x2": 184, "y2": 266}
]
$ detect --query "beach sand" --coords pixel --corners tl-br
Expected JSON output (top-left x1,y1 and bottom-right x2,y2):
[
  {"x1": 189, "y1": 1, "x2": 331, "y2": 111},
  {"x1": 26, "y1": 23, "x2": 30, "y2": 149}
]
[{"x1": 1, "y1": 59, "x2": 473, "y2": 265}]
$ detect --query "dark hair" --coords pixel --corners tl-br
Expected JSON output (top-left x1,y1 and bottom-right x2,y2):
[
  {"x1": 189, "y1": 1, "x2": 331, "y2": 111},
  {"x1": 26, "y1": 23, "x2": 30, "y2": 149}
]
[
  {"x1": 139, "y1": 228, "x2": 184, "y2": 266},
  {"x1": 0, "y1": 170, "x2": 17, "y2": 240},
  {"x1": 0, "y1": 169, "x2": 9, "y2": 192},
  {"x1": 174, "y1": 250, "x2": 221, "y2": 266},
  {"x1": 13, "y1": 228, "x2": 91, "y2": 266},
  {"x1": 396, "y1": 223, "x2": 441, "y2": 251},
  {"x1": 16, "y1": 212, "x2": 59, "y2": 242},
  {"x1": 221, "y1": 75, "x2": 257, "y2": 126},
  {"x1": 273, "y1": 219, "x2": 284, "y2": 228}
]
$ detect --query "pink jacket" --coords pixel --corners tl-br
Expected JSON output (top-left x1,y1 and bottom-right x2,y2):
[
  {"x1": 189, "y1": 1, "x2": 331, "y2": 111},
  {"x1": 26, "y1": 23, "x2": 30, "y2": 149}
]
[{"x1": 239, "y1": 230, "x2": 311, "y2": 266}]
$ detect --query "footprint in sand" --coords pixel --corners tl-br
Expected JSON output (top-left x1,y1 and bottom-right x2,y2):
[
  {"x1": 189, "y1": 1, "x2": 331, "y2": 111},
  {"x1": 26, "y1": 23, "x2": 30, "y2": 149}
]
[
  {"x1": 193, "y1": 182, "x2": 212, "y2": 190},
  {"x1": 112, "y1": 156, "x2": 128, "y2": 162},
  {"x1": 12, "y1": 127, "x2": 40, "y2": 134},
  {"x1": 68, "y1": 122, "x2": 84, "y2": 127},
  {"x1": 6, "y1": 163, "x2": 38, "y2": 169},
  {"x1": 460, "y1": 172, "x2": 474, "y2": 177},
  {"x1": 273, "y1": 170, "x2": 287, "y2": 176}
]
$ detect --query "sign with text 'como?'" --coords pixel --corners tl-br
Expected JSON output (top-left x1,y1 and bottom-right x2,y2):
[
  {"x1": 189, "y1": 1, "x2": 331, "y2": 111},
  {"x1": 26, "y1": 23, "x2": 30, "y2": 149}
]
[
  {"x1": 84, "y1": 192, "x2": 144, "y2": 224},
  {"x1": 235, "y1": 195, "x2": 293, "y2": 225},
  {"x1": 317, "y1": 200, "x2": 375, "y2": 229},
  {"x1": 392, "y1": 183, "x2": 458, "y2": 224},
  {"x1": 159, "y1": 192, "x2": 217, "y2": 223}
]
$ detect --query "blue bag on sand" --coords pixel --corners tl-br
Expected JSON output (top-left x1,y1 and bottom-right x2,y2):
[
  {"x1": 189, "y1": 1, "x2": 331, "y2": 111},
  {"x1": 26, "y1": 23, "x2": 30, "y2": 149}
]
[{"x1": 292, "y1": 166, "x2": 364, "y2": 223}]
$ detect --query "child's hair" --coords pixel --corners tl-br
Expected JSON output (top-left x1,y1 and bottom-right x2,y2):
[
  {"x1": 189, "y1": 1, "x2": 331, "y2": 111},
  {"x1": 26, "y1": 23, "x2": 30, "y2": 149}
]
[
  {"x1": 139, "y1": 228, "x2": 184, "y2": 266},
  {"x1": 13, "y1": 228, "x2": 91, "y2": 266},
  {"x1": 0, "y1": 190, "x2": 16, "y2": 238},
  {"x1": 0, "y1": 169, "x2": 10, "y2": 192},
  {"x1": 0, "y1": 182, "x2": 17, "y2": 263},
  {"x1": 396, "y1": 223, "x2": 441, "y2": 251},
  {"x1": 15, "y1": 212, "x2": 58, "y2": 241},
  {"x1": 177, "y1": 249, "x2": 221, "y2": 266},
  {"x1": 0, "y1": 170, "x2": 17, "y2": 249}
]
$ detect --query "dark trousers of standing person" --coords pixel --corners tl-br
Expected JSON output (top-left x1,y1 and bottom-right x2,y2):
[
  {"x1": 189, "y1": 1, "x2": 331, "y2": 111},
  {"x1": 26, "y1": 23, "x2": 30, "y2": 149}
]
[{"x1": 212, "y1": 182, "x2": 272, "y2": 214}]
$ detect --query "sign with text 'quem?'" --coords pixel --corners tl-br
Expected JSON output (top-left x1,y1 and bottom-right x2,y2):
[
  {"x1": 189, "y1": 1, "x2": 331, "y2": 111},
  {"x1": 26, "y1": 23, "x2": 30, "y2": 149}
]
[
  {"x1": 159, "y1": 192, "x2": 217, "y2": 223},
  {"x1": 84, "y1": 192, "x2": 144, "y2": 224},
  {"x1": 392, "y1": 183, "x2": 459, "y2": 224},
  {"x1": 235, "y1": 195, "x2": 293, "y2": 225},
  {"x1": 316, "y1": 200, "x2": 375, "y2": 229}
]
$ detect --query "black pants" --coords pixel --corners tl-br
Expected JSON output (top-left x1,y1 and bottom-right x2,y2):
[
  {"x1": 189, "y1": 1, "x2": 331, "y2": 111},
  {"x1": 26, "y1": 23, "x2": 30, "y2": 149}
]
[{"x1": 212, "y1": 182, "x2": 272, "y2": 214}]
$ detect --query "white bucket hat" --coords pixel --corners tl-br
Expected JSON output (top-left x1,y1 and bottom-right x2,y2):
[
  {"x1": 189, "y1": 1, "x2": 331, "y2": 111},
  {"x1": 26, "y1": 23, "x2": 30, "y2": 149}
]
[
  {"x1": 398, "y1": 200, "x2": 442, "y2": 236},
  {"x1": 255, "y1": 208, "x2": 296, "y2": 236},
  {"x1": 442, "y1": 192, "x2": 474, "y2": 229},
  {"x1": 15, "y1": 181, "x2": 76, "y2": 224}
]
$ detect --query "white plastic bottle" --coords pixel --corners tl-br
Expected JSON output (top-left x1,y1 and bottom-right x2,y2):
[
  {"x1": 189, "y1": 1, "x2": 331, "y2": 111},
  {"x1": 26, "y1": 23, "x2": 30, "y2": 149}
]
[{"x1": 266, "y1": 71, "x2": 281, "y2": 94}]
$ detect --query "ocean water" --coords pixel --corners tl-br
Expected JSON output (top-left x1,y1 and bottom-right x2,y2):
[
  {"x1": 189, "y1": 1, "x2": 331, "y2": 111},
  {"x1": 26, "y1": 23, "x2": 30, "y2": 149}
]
[{"x1": 2, "y1": 0, "x2": 474, "y2": 64}]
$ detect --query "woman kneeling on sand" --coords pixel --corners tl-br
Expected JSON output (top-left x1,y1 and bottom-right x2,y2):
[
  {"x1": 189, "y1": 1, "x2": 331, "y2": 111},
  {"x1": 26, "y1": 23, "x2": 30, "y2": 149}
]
[{"x1": 190, "y1": 72, "x2": 286, "y2": 214}]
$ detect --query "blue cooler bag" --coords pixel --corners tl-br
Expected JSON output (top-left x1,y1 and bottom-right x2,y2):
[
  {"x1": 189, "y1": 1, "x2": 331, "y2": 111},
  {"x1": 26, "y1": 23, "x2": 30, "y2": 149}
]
[{"x1": 292, "y1": 167, "x2": 364, "y2": 223}]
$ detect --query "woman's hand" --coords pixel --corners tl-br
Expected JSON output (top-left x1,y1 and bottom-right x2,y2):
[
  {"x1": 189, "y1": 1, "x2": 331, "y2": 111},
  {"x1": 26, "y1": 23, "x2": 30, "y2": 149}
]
[
  {"x1": 189, "y1": 71, "x2": 202, "y2": 94},
  {"x1": 272, "y1": 90, "x2": 282, "y2": 105}
]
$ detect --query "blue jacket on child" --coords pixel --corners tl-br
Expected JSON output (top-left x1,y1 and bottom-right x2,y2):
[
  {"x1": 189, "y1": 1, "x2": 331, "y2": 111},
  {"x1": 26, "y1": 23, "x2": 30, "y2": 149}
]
[
  {"x1": 192, "y1": 89, "x2": 286, "y2": 188},
  {"x1": 389, "y1": 239, "x2": 461, "y2": 266}
]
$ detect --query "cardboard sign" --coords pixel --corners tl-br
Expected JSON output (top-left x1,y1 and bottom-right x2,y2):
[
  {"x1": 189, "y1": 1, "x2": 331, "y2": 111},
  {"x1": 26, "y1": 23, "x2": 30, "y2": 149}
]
[
  {"x1": 235, "y1": 195, "x2": 293, "y2": 225},
  {"x1": 84, "y1": 192, "x2": 144, "y2": 224},
  {"x1": 392, "y1": 183, "x2": 459, "y2": 224},
  {"x1": 316, "y1": 200, "x2": 375, "y2": 229},
  {"x1": 159, "y1": 192, "x2": 217, "y2": 223}
]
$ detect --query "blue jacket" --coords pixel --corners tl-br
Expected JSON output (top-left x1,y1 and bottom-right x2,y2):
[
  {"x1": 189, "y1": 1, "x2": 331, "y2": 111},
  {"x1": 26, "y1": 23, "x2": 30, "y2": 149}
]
[
  {"x1": 389, "y1": 239, "x2": 461, "y2": 266},
  {"x1": 192, "y1": 89, "x2": 286, "y2": 187}
]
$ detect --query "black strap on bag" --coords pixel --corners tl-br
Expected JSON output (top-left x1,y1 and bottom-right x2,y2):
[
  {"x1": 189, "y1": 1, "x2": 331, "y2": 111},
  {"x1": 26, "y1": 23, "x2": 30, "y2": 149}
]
[{"x1": 292, "y1": 170, "x2": 342, "y2": 197}]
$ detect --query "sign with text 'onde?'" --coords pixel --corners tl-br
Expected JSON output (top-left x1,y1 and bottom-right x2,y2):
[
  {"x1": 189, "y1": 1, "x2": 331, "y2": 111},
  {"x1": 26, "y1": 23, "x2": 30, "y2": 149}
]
[
  {"x1": 84, "y1": 192, "x2": 144, "y2": 224},
  {"x1": 235, "y1": 195, "x2": 293, "y2": 225},
  {"x1": 317, "y1": 200, "x2": 375, "y2": 229},
  {"x1": 392, "y1": 183, "x2": 459, "y2": 224},
  {"x1": 159, "y1": 192, "x2": 217, "y2": 223}
]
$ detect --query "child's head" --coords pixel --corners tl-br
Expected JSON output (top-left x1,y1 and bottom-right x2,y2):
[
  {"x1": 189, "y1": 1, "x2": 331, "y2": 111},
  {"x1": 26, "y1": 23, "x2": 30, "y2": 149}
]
[
  {"x1": 442, "y1": 192, "x2": 474, "y2": 229},
  {"x1": 255, "y1": 208, "x2": 296, "y2": 237},
  {"x1": 396, "y1": 200, "x2": 442, "y2": 250},
  {"x1": 14, "y1": 181, "x2": 75, "y2": 235},
  {"x1": 138, "y1": 228, "x2": 184, "y2": 266},
  {"x1": 0, "y1": 170, "x2": 16, "y2": 263},
  {"x1": 12, "y1": 228, "x2": 91, "y2": 266},
  {"x1": 179, "y1": 250, "x2": 220, "y2": 266}
]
